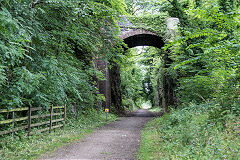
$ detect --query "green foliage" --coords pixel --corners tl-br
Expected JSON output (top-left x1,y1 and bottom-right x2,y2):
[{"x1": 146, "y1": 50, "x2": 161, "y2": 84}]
[
  {"x1": 125, "y1": 0, "x2": 240, "y2": 109},
  {"x1": 119, "y1": 46, "x2": 166, "y2": 110},
  {"x1": 120, "y1": 48, "x2": 145, "y2": 110},
  {"x1": 138, "y1": 103, "x2": 240, "y2": 159},
  {"x1": 166, "y1": 1, "x2": 240, "y2": 108},
  {"x1": 125, "y1": 0, "x2": 162, "y2": 15},
  {"x1": 0, "y1": 0, "x2": 125, "y2": 113},
  {"x1": 128, "y1": 13, "x2": 168, "y2": 36},
  {"x1": 139, "y1": 47, "x2": 165, "y2": 106}
]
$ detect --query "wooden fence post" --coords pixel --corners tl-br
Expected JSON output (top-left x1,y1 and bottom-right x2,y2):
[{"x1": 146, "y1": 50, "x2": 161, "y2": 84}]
[
  {"x1": 28, "y1": 106, "x2": 31, "y2": 136},
  {"x1": 63, "y1": 105, "x2": 66, "y2": 126},
  {"x1": 49, "y1": 105, "x2": 53, "y2": 133},
  {"x1": 12, "y1": 111, "x2": 15, "y2": 137}
]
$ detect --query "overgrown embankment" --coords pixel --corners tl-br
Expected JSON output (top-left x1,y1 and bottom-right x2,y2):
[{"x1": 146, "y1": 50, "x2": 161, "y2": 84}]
[
  {"x1": 138, "y1": 103, "x2": 240, "y2": 159},
  {"x1": 0, "y1": 0, "x2": 125, "y2": 113}
]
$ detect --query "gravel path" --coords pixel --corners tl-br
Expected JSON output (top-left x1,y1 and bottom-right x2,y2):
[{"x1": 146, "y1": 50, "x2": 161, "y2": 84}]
[{"x1": 40, "y1": 109, "x2": 155, "y2": 160}]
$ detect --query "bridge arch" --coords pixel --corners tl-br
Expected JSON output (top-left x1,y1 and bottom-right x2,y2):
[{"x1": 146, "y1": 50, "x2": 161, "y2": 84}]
[
  {"x1": 98, "y1": 29, "x2": 166, "y2": 114},
  {"x1": 119, "y1": 29, "x2": 165, "y2": 49},
  {"x1": 98, "y1": 18, "x2": 179, "y2": 114}
]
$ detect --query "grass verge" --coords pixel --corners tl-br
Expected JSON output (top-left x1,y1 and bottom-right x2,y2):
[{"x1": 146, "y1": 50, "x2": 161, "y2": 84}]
[
  {"x1": 138, "y1": 103, "x2": 240, "y2": 160},
  {"x1": 149, "y1": 107, "x2": 161, "y2": 113},
  {"x1": 0, "y1": 109, "x2": 117, "y2": 160}
]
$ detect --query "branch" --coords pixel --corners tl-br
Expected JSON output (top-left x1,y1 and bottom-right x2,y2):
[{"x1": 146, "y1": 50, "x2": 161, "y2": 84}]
[{"x1": 195, "y1": 93, "x2": 209, "y2": 103}]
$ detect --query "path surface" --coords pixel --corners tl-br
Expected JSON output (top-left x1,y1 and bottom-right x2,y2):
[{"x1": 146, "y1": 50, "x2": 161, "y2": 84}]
[{"x1": 41, "y1": 109, "x2": 156, "y2": 160}]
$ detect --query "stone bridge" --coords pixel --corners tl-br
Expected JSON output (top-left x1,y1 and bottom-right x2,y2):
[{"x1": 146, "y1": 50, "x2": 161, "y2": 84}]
[{"x1": 96, "y1": 16, "x2": 179, "y2": 113}]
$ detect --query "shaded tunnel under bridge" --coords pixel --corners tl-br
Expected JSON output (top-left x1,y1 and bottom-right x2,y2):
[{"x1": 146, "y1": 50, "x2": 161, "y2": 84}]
[
  {"x1": 95, "y1": 28, "x2": 165, "y2": 113},
  {"x1": 95, "y1": 17, "x2": 179, "y2": 113}
]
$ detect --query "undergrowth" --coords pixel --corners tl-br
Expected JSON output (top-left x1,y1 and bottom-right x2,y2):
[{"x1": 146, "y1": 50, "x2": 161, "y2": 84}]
[
  {"x1": 149, "y1": 107, "x2": 162, "y2": 113},
  {"x1": 138, "y1": 103, "x2": 240, "y2": 160},
  {"x1": 0, "y1": 109, "x2": 117, "y2": 160}
]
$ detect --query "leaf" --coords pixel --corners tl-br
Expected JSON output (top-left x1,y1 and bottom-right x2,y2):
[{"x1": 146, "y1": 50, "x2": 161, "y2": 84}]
[{"x1": 174, "y1": 57, "x2": 200, "y2": 70}]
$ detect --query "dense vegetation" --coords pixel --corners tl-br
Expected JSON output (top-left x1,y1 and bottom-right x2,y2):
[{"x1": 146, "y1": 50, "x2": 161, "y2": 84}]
[
  {"x1": 123, "y1": 0, "x2": 240, "y2": 111},
  {"x1": 0, "y1": 0, "x2": 126, "y2": 114},
  {"x1": 138, "y1": 103, "x2": 239, "y2": 159},
  {"x1": 120, "y1": 46, "x2": 166, "y2": 110}
]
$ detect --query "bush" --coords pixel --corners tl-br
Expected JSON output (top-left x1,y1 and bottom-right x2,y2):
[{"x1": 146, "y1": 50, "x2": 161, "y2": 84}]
[{"x1": 138, "y1": 103, "x2": 240, "y2": 160}]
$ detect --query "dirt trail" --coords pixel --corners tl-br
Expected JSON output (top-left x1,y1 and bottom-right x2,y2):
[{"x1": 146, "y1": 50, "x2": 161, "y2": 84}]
[{"x1": 40, "y1": 109, "x2": 156, "y2": 160}]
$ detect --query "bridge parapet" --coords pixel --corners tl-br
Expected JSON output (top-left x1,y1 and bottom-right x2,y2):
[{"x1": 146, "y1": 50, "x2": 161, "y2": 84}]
[{"x1": 119, "y1": 29, "x2": 157, "y2": 40}]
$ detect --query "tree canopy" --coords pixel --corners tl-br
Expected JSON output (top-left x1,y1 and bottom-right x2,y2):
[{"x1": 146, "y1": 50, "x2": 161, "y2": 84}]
[{"x1": 0, "y1": 0, "x2": 126, "y2": 111}]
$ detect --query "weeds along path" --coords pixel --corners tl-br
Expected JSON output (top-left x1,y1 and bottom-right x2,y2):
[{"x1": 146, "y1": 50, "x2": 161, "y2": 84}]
[{"x1": 40, "y1": 109, "x2": 155, "y2": 160}]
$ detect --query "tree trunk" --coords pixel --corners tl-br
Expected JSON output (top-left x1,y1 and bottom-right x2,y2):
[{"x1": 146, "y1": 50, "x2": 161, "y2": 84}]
[{"x1": 109, "y1": 62, "x2": 124, "y2": 115}]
